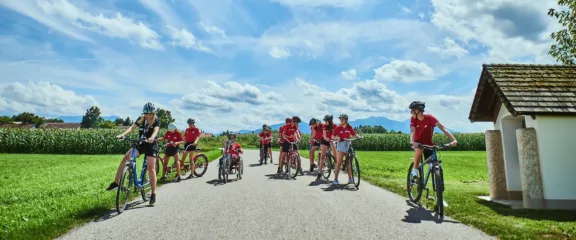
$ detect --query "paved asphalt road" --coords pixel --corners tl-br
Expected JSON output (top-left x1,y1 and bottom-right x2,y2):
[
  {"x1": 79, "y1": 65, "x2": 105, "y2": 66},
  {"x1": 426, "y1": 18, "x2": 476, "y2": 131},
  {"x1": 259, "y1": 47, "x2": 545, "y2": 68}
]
[{"x1": 58, "y1": 150, "x2": 494, "y2": 240}]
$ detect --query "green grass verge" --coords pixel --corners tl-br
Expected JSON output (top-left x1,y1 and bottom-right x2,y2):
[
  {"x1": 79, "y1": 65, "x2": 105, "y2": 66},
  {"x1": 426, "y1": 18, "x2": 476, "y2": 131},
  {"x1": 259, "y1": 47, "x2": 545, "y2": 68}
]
[
  {"x1": 299, "y1": 150, "x2": 576, "y2": 240},
  {"x1": 0, "y1": 150, "x2": 221, "y2": 240}
]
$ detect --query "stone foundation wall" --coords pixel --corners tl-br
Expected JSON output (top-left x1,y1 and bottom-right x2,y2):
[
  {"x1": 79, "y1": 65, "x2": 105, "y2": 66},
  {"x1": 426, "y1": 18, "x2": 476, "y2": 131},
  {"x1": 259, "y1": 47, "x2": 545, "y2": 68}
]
[{"x1": 485, "y1": 130, "x2": 508, "y2": 199}]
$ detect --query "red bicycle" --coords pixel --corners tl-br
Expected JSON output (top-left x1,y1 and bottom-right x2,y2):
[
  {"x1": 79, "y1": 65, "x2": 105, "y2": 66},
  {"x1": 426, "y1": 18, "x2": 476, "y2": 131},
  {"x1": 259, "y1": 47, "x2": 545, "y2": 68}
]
[{"x1": 282, "y1": 138, "x2": 301, "y2": 179}]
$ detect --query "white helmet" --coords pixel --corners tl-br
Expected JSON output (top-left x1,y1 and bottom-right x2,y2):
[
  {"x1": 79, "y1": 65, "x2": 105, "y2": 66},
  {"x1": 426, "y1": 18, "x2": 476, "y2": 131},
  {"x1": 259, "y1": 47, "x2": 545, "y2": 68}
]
[{"x1": 167, "y1": 122, "x2": 177, "y2": 131}]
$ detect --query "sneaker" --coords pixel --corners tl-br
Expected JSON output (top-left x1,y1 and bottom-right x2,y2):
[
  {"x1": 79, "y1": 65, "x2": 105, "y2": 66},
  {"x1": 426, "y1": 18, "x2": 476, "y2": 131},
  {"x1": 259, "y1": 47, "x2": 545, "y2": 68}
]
[
  {"x1": 176, "y1": 176, "x2": 182, "y2": 182},
  {"x1": 348, "y1": 179, "x2": 354, "y2": 184},
  {"x1": 149, "y1": 194, "x2": 156, "y2": 204},
  {"x1": 277, "y1": 168, "x2": 281, "y2": 174},
  {"x1": 106, "y1": 182, "x2": 118, "y2": 191},
  {"x1": 333, "y1": 179, "x2": 339, "y2": 185},
  {"x1": 412, "y1": 169, "x2": 419, "y2": 177},
  {"x1": 186, "y1": 174, "x2": 194, "y2": 179},
  {"x1": 316, "y1": 173, "x2": 321, "y2": 180}
]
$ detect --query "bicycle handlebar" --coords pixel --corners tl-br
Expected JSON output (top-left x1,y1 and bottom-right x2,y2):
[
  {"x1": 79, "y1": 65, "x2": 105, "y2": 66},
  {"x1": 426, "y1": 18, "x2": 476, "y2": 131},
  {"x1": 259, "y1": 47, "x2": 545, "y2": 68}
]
[
  {"x1": 117, "y1": 136, "x2": 157, "y2": 144},
  {"x1": 415, "y1": 143, "x2": 452, "y2": 150}
]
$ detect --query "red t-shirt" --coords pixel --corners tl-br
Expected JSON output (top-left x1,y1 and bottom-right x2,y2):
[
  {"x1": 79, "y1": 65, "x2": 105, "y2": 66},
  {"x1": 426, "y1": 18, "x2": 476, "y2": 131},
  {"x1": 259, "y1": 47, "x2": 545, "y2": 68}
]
[
  {"x1": 333, "y1": 124, "x2": 356, "y2": 139},
  {"x1": 227, "y1": 142, "x2": 242, "y2": 154},
  {"x1": 281, "y1": 124, "x2": 299, "y2": 142},
  {"x1": 184, "y1": 127, "x2": 200, "y2": 143},
  {"x1": 258, "y1": 130, "x2": 272, "y2": 144},
  {"x1": 278, "y1": 125, "x2": 287, "y2": 143},
  {"x1": 322, "y1": 123, "x2": 337, "y2": 139},
  {"x1": 312, "y1": 125, "x2": 323, "y2": 140},
  {"x1": 164, "y1": 130, "x2": 183, "y2": 147},
  {"x1": 410, "y1": 114, "x2": 438, "y2": 145}
]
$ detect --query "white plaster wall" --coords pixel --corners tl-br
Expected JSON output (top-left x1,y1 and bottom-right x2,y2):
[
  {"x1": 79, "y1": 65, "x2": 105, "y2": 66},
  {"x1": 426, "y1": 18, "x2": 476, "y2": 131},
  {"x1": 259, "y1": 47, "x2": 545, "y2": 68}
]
[
  {"x1": 525, "y1": 116, "x2": 576, "y2": 199},
  {"x1": 495, "y1": 103, "x2": 523, "y2": 192}
]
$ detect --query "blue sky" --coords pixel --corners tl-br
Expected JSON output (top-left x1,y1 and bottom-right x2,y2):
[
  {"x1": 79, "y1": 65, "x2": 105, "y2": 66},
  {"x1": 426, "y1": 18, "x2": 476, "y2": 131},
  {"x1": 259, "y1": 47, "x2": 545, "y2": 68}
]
[{"x1": 0, "y1": 0, "x2": 562, "y2": 133}]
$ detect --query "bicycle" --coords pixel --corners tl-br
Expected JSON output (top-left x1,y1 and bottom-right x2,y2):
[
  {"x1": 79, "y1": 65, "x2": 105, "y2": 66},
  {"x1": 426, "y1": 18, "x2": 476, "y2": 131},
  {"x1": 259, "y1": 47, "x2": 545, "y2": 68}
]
[
  {"x1": 218, "y1": 140, "x2": 244, "y2": 182},
  {"x1": 336, "y1": 138, "x2": 362, "y2": 188},
  {"x1": 313, "y1": 139, "x2": 335, "y2": 180},
  {"x1": 155, "y1": 143, "x2": 209, "y2": 179},
  {"x1": 406, "y1": 143, "x2": 450, "y2": 218},
  {"x1": 259, "y1": 139, "x2": 272, "y2": 165},
  {"x1": 282, "y1": 138, "x2": 301, "y2": 179},
  {"x1": 115, "y1": 136, "x2": 156, "y2": 214}
]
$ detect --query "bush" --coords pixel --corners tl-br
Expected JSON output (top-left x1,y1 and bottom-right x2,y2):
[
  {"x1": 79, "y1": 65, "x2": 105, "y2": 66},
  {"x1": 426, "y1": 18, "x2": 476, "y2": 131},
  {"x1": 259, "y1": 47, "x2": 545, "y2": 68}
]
[{"x1": 0, "y1": 128, "x2": 485, "y2": 154}]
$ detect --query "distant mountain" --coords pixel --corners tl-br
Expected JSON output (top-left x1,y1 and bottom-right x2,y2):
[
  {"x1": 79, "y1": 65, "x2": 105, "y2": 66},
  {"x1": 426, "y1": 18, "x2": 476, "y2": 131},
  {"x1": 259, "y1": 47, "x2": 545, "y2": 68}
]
[
  {"x1": 57, "y1": 115, "x2": 121, "y2": 123},
  {"x1": 237, "y1": 116, "x2": 456, "y2": 135}
]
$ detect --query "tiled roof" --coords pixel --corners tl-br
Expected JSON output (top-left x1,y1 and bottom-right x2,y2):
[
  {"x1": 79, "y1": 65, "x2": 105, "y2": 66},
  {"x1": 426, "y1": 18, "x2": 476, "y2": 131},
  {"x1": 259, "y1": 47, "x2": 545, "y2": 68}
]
[{"x1": 469, "y1": 64, "x2": 576, "y2": 122}]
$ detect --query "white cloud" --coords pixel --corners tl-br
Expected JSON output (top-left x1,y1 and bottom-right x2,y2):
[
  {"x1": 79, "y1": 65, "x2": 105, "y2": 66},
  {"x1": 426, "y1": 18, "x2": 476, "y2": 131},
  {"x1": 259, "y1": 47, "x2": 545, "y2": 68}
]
[
  {"x1": 399, "y1": 4, "x2": 411, "y2": 14},
  {"x1": 138, "y1": 0, "x2": 183, "y2": 27},
  {"x1": 166, "y1": 25, "x2": 210, "y2": 52},
  {"x1": 0, "y1": 0, "x2": 92, "y2": 43},
  {"x1": 0, "y1": 81, "x2": 98, "y2": 116},
  {"x1": 430, "y1": 0, "x2": 560, "y2": 62},
  {"x1": 373, "y1": 60, "x2": 435, "y2": 82},
  {"x1": 268, "y1": 46, "x2": 291, "y2": 58},
  {"x1": 427, "y1": 37, "x2": 469, "y2": 59},
  {"x1": 269, "y1": 0, "x2": 367, "y2": 8},
  {"x1": 36, "y1": 0, "x2": 163, "y2": 49},
  {"x1": 340, "y1": 69, "x2": 357, "y2": 80},
  {"x1": 418, "y1": 12, "x2": 425, "y2": 20},
  {"x1": 198, "y1": 21, "x2": 227, "y2": 38}
]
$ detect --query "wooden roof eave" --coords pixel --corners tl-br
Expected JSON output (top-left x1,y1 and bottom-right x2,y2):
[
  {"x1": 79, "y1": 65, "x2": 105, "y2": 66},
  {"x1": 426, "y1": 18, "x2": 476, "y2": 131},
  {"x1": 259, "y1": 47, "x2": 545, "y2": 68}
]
[
  {"x1": 468, "y1": 69, "x2": 489, "y2": 123},
  {"x1": 485, "y1": 69, "x2": 519, "y2": 117}
]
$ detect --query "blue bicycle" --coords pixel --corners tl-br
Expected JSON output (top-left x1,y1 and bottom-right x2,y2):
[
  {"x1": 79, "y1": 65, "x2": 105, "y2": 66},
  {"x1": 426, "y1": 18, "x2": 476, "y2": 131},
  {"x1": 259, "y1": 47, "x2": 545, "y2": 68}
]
[{"x1": 115, "y1": 136, "x2": 155, "y2": 214}]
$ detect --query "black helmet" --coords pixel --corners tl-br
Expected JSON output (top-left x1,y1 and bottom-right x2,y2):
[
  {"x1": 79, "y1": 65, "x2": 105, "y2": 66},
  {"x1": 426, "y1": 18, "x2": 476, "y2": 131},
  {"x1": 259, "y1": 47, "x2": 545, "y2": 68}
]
[
  {"x1": 228, "y1": 133, "x2": 236, "y2": 139},
  {"x1": 409, "y1": 101, "x2": 425, "y2": 111},
  {"x1": 308, "y1": 118, "x2": 317, "y2": 126},
  {"x1": 339, "y1": 113, "x2": 349, "y2": 119},
  {"x1": 187, "y1": 118, "x2": 195, "y2": 124},
  {"x1": 291, "y1": 116, "x2": 301, "y2": 123},
  {"x1": 142, "y1": 102, "x2": 155, "y2": 114},
  {"x1": 323, "y1": 114, "x2": 333, "y2": 121},
  {"x1": 262, "y1": 124, "x2": 268, "y2": 129}
]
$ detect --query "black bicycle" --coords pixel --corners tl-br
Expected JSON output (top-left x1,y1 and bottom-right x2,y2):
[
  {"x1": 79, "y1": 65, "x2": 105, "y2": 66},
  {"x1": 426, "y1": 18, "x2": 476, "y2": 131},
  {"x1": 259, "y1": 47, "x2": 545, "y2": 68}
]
[
  {"x1": 314, "y1": 139, "x2": 335, "y2": 180},
  {"x1": 406, "y1": 143, "x2": 450, "y2": 218},
  {"x1": 339, "y1": 138, "x2": 362, "y2": 188}
]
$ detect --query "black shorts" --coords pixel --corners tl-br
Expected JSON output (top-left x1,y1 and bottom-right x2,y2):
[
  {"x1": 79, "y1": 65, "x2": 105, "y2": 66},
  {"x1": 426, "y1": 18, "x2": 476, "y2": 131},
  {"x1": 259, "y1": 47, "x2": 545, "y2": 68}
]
[
  {"x1": 311, "y1": 140, "x2": 321, "y2": 147},
  {"x1": 184, "y1": 142, "x2": 196, "y2": 152},
  {"x1": 260, "y1": 142, "x2": 272, "y2": 148},
  {"x1": 137, "y1": 142, "x2": 159, "y2": 157},
  {"x1": 320, "y1": 139, "x2": 331, "y2": 146},
  {"x1": 422, "y1": 148, "x2": 434, "y2": 160},
  {"x1": 281, "y1": 141, "x2": 298, "y2": 152},
  {"x1": 165, "y1": 146, "x2": 178, "y2": 156}
]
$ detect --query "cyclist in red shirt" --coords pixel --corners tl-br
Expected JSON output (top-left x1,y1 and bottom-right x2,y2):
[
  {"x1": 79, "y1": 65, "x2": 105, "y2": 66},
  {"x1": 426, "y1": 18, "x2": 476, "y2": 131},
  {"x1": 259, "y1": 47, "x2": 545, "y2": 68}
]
[
  {"x1": 278, "y1": 116, "x2": 302, "y2": 174},
  {"x1": 258, "y1": 124, "x2": 273, "y2": 164},
  {"x1": 182, "y1": 118, "x2": 201, "y2": 179},
  {"x1": 157, "y1": 122, "x2": 184, "y2": 182},
  {"x1": 316, "y1": 114, "x2": 337, "y2": 180},
  {"x1": 221, "y1": 133, "x2": 243, "y2": 173},
  {"x1": 276, "y1": 118, "x2": 292, "y2": 174},
  {"x1": 308, "y1": 118, "x2": 322, "y2": 172},
  {"x1": 332, "y1": 113, "x2": 363, "y2": 185},
  {"x1": 409, "y1": 101, "x2": 457, "y2": 179}
]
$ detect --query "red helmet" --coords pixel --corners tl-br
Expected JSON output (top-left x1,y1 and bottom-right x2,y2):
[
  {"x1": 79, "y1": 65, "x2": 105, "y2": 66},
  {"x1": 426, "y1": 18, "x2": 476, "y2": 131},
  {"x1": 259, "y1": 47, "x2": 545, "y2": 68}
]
[{"x1": 285, "y1": 118, "x2": 292, "y2": 123}]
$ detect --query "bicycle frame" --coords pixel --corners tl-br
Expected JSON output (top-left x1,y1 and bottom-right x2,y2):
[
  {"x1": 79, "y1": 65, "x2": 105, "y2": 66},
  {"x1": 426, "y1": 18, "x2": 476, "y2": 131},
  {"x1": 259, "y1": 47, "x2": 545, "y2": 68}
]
[
  {"x1": 415, "y1": 144, "x2": 448, "y2": 196},
  {"x1": 128, "y1": 146, "x2": 150, "y2": 190}
]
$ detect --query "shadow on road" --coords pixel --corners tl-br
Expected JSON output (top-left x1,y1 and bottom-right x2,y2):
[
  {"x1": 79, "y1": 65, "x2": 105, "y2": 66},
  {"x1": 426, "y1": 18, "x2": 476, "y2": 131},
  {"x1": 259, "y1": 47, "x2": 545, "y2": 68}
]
[
  {"x1": 93, "y1": 200, "x2": 151, "y2": 222},
  {"x1": 321, "y1": 183, "x2": 357, "y2": 192},
  {"x1": 248, "y1": 163, "x2": 263, "y2": 167},
  {"x1": 264, "y1": 173, "x2": 290, "y2": 180},
  {"x1": 205, "y1": 178, "x2": 239, "y2": 186},
  {"x1": 401, "y1": 200, "x2": 459, "y2": 224}
]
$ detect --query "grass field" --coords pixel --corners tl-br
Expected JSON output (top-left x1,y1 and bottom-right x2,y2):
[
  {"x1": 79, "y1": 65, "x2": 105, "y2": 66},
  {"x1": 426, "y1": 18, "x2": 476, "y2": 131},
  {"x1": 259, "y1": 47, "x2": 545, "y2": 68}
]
[
  {"x1": 0, "y1": 150, "x2": 221, "y2": 240},
  {"x1": 2, "y1": 150, "x2": 575, "y2": 240},
  {"x1": 298, "y1": 150, "x2": 576, "y2": 240}
]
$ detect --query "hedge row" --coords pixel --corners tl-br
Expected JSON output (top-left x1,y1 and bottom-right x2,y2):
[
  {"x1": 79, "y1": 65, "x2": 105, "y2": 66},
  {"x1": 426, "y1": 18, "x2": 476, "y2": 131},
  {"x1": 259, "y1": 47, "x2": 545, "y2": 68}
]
[{"x1": 0, "y1": 128, "x2": 486, "y2": 154}]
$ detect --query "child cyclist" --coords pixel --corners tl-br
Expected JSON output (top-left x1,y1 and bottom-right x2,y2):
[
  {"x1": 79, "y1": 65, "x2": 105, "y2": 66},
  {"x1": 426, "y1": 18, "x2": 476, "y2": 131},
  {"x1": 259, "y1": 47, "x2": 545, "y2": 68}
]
[
  {"x1": 408, "y1": 101, "x2": 457, "y2": 180},
  {"x1": 308, "y1": 118, "x2": 322, "y2": 172},
  {"x1": 182, "y1": 118, "x2": 201, "y2": 179},
  {"x1": 332, "y1": 113, "x2": 363, "y2": 185},
  {"x1": 221, "y1": 133, "x2": 243, "y2": 172},
  {"x1": 258, "y1": 124, "x2": 273, "y2": 164},
  {"x1": 157, "y1": 122, "x2": 183, "y2": 182}
]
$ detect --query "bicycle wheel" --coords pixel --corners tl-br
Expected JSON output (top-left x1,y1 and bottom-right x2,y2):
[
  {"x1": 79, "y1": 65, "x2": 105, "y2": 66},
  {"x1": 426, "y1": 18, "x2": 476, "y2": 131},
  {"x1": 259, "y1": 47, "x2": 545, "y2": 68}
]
[
  {"x1": 406, "y1": 162, "x2": 423, "y2": 203},
  {"x1": 193, "y1": 154, "x2": 209, "y2": 177},
  {"x1": 237, "y1": 158, "x2": 243, "y2": 180},
  {"x1": 350, "y1": 155, "x2": 361, "y2": 188},
  {"x1": 290, "y1": 154, "x2": 299, "y2": 179},
  {"x1": 116, "y1": 166, "x2": 133, "y2": 214},
  {"x1": 434, "y1": 167, "x2": 444, "y2": 218},
  {"x1": 321, "y1": 154, "x2": 332, "y2": 179},
  {"x1": 140, "y1": 164, "x2": 151, "y2": 202},
  {"x1": 260, "y1": 148, "x2": 265, "y2": 165},
  {"x1": 223, "y1": 157, "x2": 229, "y2": 183}
]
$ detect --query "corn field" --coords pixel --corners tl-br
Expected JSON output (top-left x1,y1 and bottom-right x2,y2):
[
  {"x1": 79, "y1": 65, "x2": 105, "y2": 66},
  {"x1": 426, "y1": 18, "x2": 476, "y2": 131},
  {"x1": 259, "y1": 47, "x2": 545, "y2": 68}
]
[{"x1": 0, "y1": 128, "x2": 486, "y2": 154}]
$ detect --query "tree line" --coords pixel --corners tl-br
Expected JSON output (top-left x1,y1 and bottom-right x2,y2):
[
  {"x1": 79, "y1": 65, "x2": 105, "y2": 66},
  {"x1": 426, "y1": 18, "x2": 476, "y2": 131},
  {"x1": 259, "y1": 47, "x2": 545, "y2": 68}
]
[{"x1": 0, "y1": 112, "x2": 63, "y2": 127}]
